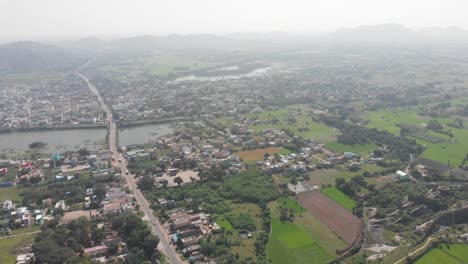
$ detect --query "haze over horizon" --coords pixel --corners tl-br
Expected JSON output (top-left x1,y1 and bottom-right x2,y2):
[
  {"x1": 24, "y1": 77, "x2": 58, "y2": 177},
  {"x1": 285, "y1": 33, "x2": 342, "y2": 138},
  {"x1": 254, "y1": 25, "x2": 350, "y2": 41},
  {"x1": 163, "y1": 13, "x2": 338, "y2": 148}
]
[{"x1": 1, "y1": 0, "x2": 468, "y2": 42}]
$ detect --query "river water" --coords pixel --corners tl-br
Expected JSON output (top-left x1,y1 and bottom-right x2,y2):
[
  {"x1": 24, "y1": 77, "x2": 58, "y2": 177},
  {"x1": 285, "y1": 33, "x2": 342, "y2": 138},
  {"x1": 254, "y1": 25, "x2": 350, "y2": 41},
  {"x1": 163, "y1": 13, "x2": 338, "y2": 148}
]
[
  {"x1": 0, "y1": 128, "x2": 107, "y2": 155},
  {"x1": 118, "y1": 123, "x2": 175, "y2": 146},
  {"x1": 0, "y1": 123, "x2": 177, "y2": 155}
]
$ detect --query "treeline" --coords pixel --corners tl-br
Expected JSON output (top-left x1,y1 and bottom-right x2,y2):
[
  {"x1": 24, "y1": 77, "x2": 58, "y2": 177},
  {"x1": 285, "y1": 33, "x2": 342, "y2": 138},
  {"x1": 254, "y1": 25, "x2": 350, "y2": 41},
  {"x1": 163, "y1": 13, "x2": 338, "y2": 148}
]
[{"x1": 320, "y1": 115, "x2": 425, "y2": 161}]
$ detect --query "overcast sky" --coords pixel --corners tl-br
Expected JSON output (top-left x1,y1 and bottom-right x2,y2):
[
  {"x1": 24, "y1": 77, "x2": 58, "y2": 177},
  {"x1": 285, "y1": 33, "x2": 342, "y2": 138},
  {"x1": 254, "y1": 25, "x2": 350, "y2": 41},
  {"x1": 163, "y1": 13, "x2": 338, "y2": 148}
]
[{"x1": 1, "y1": 0, "x2": 467, "y2": 41}]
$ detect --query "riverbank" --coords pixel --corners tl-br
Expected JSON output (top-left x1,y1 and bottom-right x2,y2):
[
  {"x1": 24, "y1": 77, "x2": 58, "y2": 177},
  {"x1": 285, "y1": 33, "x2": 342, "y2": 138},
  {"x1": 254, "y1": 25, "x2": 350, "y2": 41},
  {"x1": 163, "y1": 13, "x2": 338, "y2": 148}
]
[{"x1": 118, "y1": 117, "x2": 197, "y2": 127}]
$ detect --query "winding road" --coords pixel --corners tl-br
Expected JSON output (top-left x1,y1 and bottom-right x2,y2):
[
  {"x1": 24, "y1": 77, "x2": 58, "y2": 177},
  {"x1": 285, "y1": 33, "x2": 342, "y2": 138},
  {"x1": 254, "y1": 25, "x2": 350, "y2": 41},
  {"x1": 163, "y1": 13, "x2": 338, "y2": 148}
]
[{"x1": 77, "y1": 61, "x2": 183, "y2": 264}]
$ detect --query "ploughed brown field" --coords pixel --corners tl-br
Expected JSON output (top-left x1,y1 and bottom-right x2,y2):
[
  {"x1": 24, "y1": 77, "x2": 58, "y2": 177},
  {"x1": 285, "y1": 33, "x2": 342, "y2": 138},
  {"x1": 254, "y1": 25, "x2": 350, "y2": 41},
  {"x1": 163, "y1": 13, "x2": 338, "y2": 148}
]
[
  {"x1": 236, "y1": 147, "x2": 283, "y2": 162},
  {"x1": 297, "y1": 191, "x2": 361, "y2": 244}
]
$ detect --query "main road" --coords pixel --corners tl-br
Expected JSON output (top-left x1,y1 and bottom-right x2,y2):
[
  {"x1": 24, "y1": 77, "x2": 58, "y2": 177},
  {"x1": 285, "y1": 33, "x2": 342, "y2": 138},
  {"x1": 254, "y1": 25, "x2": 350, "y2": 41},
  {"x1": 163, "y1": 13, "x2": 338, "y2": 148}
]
[{"x1": 77, "y1": 61, "x2": 183, "y2": 264}]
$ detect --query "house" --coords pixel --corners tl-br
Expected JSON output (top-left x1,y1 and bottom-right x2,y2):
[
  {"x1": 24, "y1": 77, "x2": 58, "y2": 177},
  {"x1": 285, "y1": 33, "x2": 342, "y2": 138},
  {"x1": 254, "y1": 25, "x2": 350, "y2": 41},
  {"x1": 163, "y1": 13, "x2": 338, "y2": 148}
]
[
  {"x1": 121, "y1": 202, "x2": 133, "y2": 214},
  {"x1": 16, "y1": 207, "x2": 29, "y2": 218},
  {"x1": 105, "y1": 188, "x2": 127, "y2": 201},
  {"x1": 182, "y1": 244, "x2": 201, "y2": 256},
  {"x1": 181, "y1": 235, "x2": 199, "y2": 246},
  {"x1": 55, "y1": 200, "x2": 67, "y2": 210},
  {"x1": 3, "y1": 200, "x2": 13, "y2": 212},
  {"x1": 16, "y1": 253, "x2": 34, "y2": 264},
  {"x1": 84, "y1": 245, "x2": 108, "y2": 258},
  {"x1": 103, "y1": 202, "x2": 122, "y2": 216},
  {"x1": 396, "y1": 170, "x2": 410, "y2": 181}
]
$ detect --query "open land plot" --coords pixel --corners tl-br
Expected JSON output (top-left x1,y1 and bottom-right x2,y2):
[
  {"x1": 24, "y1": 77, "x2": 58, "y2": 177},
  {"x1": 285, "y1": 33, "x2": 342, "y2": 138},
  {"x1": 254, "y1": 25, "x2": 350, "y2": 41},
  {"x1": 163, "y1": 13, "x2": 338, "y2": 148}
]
[
  {"x1": 306, "y1": 164, "x2": 386, "y2": 186},
  {"x1": 0, "y1": 233, "x2": 36, "y2": 264},
  {"x1": 267, "y1": 218, "x2": 334, "y2": 264},
  {"x1": 325, "y1": 141, "x2": 376, "y2": 155},
  {"x1": 320, "y1": 187, "x2": 356, "y2": 211},
  {"x1": 266, "y1": 198, "x2": 347, "y2": 264},
  {"x1": 0, "y1": 186, "x2": 23, "y2": 203},
  {"x1": 248, "y1": 111, "x2": 339, "y2": 142},
  {"x1": 366, "y1": 107, "x2": 468, "y2": 166},
  {"x1": 297, "y1": 191, "x2": 361, "y2": 244},
  {"x1": 225, "y1": 203, "x2": 263, "y2": 261},
  {"x1": 236, "y1": 147, "x2": 289, "y2": 162}
]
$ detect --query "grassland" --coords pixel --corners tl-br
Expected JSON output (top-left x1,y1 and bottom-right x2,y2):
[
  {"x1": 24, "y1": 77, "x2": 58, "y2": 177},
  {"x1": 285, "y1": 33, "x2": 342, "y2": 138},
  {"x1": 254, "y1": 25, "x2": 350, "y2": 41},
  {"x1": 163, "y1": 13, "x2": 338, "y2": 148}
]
[
  {"x1": 325, "y1": 141, "x2": 376, "y2": 155},
  {"x1": 306, "y1": 164, "x2": 385, "y2": 186},
  {"x1": 0, "y1": 186, "x2": 23, "y2": 203},
  {"x1": 0, "y1": 233, "x2": 36, "y2": 263},
  {"x1": 236, "y1": 147, "x2": 290, "y2": 162},
  {"x1": 215, "y1": 215, "x2": 234, "y2": 231},
  {"x1": 416, "y1": 244, "x2": 468, "y2": 264},
  {"x1": 366, "y1": 107, "x2": 468, "y2": 166},
  {"x1": 266, "y1": 197, "x2": 347, "y2": 264},
  {"x1": 320, "y1": 187, "x2": 356, "y2": 211},
  {"x1": 216, "y1": 109, "x2": 338, "y2": 142},
  {"x1": 222, "y1": 203, "x2": 263, "y2": 261},
  {"x1": 248, "y1": 110, "x2": 338, "y2": 142}
]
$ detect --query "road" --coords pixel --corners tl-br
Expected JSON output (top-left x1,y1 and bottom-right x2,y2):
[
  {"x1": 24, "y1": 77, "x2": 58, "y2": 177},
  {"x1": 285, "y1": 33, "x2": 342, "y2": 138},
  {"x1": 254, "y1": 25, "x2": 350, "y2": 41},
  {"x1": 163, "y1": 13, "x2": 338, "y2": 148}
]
[
  {"x1": 77, "y1": 62, "x2": 183, "y2": 264},
  {"x1": 393, "y1": 237, "x2": 435, "y2": 264}
]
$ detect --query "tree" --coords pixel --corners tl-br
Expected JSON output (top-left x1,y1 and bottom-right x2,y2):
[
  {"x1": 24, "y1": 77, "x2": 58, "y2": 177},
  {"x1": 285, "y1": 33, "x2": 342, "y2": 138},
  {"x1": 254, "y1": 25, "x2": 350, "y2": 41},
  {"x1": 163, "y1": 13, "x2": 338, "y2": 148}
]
[
  {"x1": 139, "y1": 175, "x2": 154, "y2": 190},
  {"x1": 174, "y1": 176, "x2": 184, "y2": 186},
  {"x1": 108, "y1": 241, "x2": 119, "y2": 256},
  {"x1": 142, "y1": 234, "x2": 160, "y2": 259},
  {"x1": 78, "y1": 148, "x2": 90, "y2": 157}
]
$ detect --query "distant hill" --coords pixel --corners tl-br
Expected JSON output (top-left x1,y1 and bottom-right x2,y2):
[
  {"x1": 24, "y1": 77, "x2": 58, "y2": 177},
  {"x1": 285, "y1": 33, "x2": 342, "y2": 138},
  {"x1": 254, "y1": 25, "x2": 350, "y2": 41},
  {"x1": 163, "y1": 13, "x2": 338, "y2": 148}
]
[
  {"x1": 327, "y1": 23, "x2": 468, "y2": 45},
  {"x1": 0, "y1": 41, "x2": 82, "y2": 74}
]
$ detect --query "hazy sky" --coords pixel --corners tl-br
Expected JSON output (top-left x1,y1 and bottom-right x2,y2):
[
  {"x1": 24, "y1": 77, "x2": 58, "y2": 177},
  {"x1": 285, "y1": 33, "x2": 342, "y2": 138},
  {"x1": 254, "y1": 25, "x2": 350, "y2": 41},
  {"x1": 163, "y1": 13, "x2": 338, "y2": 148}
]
[{"x1": 1, "y1": 0, "x2": 467, "y2": 41}]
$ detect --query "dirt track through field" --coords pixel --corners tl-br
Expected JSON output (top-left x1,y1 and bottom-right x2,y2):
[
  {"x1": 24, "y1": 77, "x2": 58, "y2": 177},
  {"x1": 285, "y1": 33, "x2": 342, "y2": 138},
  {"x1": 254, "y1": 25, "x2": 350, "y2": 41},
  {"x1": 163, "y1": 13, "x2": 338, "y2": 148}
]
[{"x1": 297, "y1": 191, "x2": 361, "y2": 244}]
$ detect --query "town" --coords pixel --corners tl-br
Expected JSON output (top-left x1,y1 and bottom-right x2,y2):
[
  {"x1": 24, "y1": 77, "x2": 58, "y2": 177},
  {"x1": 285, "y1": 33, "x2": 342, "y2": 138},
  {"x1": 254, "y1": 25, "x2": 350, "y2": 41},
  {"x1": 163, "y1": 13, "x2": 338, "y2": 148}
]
[{"x1": 1, "y1": 23, "x2": 468, "y2": 264}]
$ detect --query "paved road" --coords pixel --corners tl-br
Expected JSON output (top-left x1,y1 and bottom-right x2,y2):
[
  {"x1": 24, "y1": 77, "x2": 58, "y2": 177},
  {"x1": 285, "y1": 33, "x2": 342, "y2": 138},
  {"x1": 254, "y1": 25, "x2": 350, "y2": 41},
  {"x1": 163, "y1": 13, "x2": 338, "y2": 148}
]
[{"x1": 77, "y1": 62, "x2": 183, "y2": 264}]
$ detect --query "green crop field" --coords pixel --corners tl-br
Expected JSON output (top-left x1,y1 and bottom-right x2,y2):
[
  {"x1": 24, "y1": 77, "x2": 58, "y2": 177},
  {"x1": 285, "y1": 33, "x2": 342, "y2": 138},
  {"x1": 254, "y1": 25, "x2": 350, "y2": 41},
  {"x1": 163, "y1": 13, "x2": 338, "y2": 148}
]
[
  {"x1": 267, "y1": 218, "x2": 334, "y2": 264},
  {"x1": 0, "y1": 233, "x2": 36, "y2": 264},
  {"x1": 416, "y1": 244, "x2": 468, "y2": 264},
  {"x1": 0, "y1": 186, "x2": 23, "y2": 203},
  {"x1": 325, "y1": 141, "x2": 376, "y2": 155},
  {"x1": 366, "y1": 108, "x2": 468, "y2": 166},
  {"x1": 320, "y1": 187, "x2": 356, "y2": 211}
]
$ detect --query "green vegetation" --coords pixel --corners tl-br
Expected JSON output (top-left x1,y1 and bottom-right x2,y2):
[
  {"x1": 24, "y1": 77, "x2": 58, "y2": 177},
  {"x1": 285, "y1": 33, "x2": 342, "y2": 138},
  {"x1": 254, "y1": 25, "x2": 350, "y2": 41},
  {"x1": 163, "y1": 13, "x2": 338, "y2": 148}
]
[
  {"x1": 249, "y1": 110, "x2": 338, "y2": 142},
  {"x1": 0, "y1": 233, "x2": 36, "y2": 264},
  {"x1": 325, "y1": 141, "x2": 376, "y2": 155},
  {"x1": 223, "y1": 169, "x2": 280, "y2": 203},
  {"x1": 366, "y1": 107, "x2": 468, "y2": 166},
  {"x1": 416, "y1": 244, "x2": 468, "y2": 264},
  {"x1": 0, "y1": 186, "x2": 23, "y2": 203},
  {"x1": 225, "y1": 212, "x2": 256, "y2": 231},
  {"x1": 267, "y1": 218, "x2": 333, "y2": 264},
  {"x1": 320, "y1": 187, "x2": 356, "y2": 211},
  {"x1": 216, "y1": 215, "x2": 234, "y2": 231}
]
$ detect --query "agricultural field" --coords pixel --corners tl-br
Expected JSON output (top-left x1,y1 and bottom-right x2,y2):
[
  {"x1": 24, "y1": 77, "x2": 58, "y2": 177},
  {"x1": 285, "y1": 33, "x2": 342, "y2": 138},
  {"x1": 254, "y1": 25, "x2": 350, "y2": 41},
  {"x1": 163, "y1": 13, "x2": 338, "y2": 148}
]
[
  {"x1": 306, "y1": 164, "x2": 385, "y2": 186},
  {"x1": 297, "y1": 191, "x2": 361, "y2": 244},
  {"x1": 0, "y1": 233, "x2": 36, "y2": 264},
  {"x1": 0, "y1": 186, "x2": 23, "y2": 203},
  {"x1": 266, "y1": 197, "x2": 346, "y2": 264},
  {"x1": 416, "y1": 244, "x2": 468, "y2": 264},
  {"x1": 365, "y1": 107, "x2": 468, "y2": 166},
  {"x1": 236, "y1": 147, "x2": 290, "y2": 162},
  {"x1": 320, "y1": 187, "x2": 356, "y2": 211},
  {"x1": 325, "y1": 141, "x2": 376, "y2": 155}
]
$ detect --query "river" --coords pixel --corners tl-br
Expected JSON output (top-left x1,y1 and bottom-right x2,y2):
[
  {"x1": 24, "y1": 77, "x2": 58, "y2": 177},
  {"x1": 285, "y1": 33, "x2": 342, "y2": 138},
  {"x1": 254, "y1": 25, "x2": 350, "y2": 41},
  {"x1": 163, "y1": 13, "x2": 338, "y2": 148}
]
[
  {"x1": 0, "y1": 123, "x2": 178, "y2": 155},
  {"x1": 118, "y1": 123, "x2": 175, "y2": 146},
  {"x1": 0, "y1": 128, "x2": 107, "y2": 154}
]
